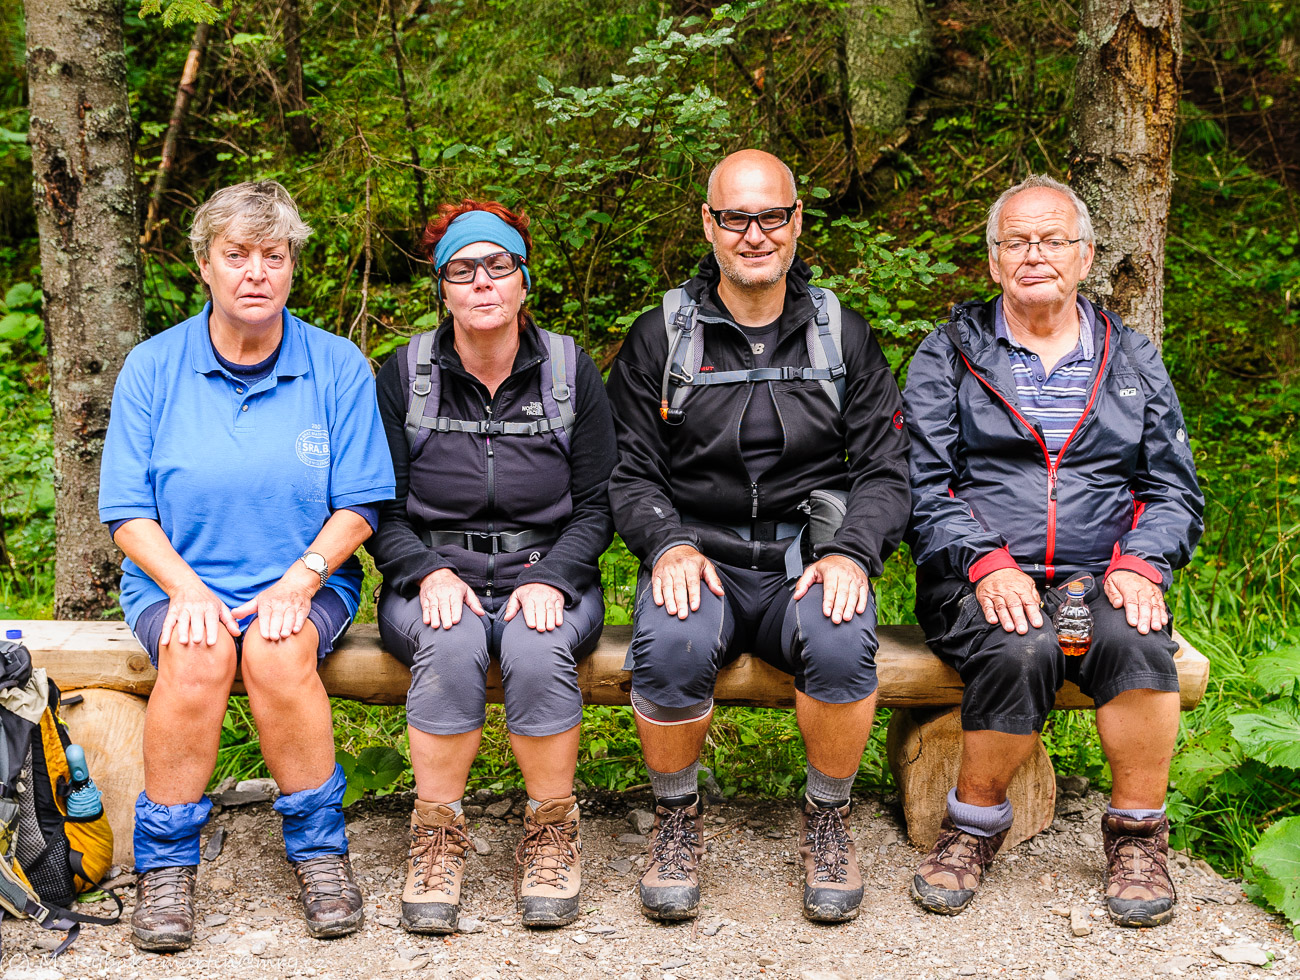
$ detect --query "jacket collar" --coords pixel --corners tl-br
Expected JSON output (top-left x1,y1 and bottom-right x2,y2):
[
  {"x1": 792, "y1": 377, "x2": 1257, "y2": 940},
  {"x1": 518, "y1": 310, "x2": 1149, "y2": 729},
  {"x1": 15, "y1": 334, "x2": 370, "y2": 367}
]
[
  {"x1": 188, "y1": 303, "x2": 309, "y2": 380},
  {"x1": 684, "y1": 252, "x2": 818, "y2": 341},
  {"x1": 432, "y1": 316, "x2": 548, "y2": 379}
]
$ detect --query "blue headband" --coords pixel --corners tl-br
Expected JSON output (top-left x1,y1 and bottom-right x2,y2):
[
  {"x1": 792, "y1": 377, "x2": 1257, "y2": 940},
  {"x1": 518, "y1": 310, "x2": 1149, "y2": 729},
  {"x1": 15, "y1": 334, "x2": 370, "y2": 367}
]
[{"x1": 433, "y1": 211, "x2": 531, "y2": 289}]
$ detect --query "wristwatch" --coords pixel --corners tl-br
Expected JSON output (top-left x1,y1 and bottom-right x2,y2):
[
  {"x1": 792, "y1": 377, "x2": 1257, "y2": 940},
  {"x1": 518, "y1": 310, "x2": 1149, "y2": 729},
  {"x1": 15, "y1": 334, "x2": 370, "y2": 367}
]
[{"x1": 299, "y1": 551, "x2": 329, "y2": 588}]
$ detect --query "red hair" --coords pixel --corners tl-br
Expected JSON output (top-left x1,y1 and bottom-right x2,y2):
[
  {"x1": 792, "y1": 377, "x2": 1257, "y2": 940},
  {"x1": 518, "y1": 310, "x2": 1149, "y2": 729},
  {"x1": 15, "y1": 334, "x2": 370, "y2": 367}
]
[{"x1": 421, "y1": 198, "x2": 532, "y2": 264}]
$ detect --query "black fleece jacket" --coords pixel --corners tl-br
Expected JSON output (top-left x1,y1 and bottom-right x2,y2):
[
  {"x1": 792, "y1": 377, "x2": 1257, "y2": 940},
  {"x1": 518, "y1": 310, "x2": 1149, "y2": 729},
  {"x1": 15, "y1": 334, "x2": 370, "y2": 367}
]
[
  {"x1": 606, "y1": 254, "x2": 911, "y2": 578},
  {"x1": 368, "y1": 322, "x2": 616, "y2": 603}
]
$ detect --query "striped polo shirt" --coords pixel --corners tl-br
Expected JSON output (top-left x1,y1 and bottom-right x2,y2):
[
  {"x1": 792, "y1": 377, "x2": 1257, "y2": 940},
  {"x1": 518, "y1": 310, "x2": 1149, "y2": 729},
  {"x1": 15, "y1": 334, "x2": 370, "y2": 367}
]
[{"x1": 995, "y1": 297, "x2": 1096, "y2": 453}]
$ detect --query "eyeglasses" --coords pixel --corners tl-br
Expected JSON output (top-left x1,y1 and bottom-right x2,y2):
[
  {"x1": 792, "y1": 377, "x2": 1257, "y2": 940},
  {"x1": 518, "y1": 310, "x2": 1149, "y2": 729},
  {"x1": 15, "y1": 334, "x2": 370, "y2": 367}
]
[
  {"x1": 994, "y1": 238, "x2": 1084, "y2": 256},
  {"x1": 707, "y1": 205, "x2": 798, "y2": 234},
  {"x1": 439, "y1": 251, "x2": 524, "y2": 284}
]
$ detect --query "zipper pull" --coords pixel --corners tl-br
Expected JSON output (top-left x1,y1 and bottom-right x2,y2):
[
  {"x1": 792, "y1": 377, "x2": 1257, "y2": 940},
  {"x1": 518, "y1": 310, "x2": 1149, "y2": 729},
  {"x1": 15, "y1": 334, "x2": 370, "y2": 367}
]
[
  {"x1": 485, "y1": 404, "x2": 494, "y2": 457},
  {"x1": 751, "y1": 482, "x2": 759, "y2": 519},
  {"x1": 1049, "y1": 470, "x2": 1058, "y2": 501}
]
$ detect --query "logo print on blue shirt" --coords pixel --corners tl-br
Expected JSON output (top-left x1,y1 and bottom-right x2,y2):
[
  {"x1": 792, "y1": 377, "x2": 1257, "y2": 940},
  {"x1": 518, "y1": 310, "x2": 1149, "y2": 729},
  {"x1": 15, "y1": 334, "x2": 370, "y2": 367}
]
[{"x1": 296, "y1": 425, "x2": 331, "y2": 468}]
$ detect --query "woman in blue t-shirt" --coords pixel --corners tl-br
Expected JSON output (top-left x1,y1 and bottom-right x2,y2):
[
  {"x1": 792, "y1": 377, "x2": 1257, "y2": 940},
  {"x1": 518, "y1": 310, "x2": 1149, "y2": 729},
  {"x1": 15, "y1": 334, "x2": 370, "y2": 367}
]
[{"x1": 98, "y1": 181, "x2": 394, "y2": 952}]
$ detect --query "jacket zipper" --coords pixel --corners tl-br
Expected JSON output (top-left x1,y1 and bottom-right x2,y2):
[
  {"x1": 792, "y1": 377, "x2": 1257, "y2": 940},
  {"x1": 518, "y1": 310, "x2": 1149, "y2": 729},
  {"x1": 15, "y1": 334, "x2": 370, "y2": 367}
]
[
  {"x1": 484, "y1": 401, "x2": 497, "y2": 597},
  {"x1": 955, "y1": 313, "x2": 1113, "y2": 582}
]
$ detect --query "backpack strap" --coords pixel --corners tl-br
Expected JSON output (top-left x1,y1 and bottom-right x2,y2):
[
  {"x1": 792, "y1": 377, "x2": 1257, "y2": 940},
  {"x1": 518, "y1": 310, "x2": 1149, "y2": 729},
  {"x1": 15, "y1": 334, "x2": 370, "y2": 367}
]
[
  {"x1": 403, "y1": 328, "x2": 576, "y2": 456},
  {"x1": 403, "y1": 330, "x2": 440, "y2": 458},
  {"x1": 806, "y1": 285, "x2": 845, "y2": 412},
  {"x1": 536, "y1": 327, "x2": 577, "y2": 457},
  {"x1": 660, "y1": 286, "x2": 700, "y2": 423},
  {"x1": 0, "y1": 854, "x2": 122, "y2": 957}
]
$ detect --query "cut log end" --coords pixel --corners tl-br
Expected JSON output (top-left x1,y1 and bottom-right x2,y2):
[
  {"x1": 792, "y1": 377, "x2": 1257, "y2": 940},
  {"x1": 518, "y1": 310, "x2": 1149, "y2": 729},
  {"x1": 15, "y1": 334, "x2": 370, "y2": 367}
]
[{"x1": 886, "y1": 706, "x2": 1057, "y2": 850}]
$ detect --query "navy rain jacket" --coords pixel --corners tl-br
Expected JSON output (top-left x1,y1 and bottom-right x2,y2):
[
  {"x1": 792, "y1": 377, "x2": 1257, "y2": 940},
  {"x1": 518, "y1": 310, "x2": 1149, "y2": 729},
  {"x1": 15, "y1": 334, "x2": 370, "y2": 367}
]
[{"x1": 903, "y1": 297, "x2": 1203, "y2": 591}]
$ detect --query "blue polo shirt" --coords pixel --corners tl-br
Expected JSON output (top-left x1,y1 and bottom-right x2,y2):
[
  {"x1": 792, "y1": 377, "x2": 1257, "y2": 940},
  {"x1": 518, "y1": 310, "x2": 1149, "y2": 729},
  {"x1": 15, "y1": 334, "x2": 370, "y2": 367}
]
[{"x1": 99, "y1": 304, "x2": 396, "y2": 630}]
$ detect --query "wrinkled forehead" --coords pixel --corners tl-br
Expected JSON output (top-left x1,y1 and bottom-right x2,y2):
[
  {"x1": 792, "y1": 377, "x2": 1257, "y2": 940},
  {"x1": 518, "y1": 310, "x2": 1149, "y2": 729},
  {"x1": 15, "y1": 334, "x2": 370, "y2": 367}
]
[{"x1": 996, "y1": 187, "x2": 1080, "y2": 237}]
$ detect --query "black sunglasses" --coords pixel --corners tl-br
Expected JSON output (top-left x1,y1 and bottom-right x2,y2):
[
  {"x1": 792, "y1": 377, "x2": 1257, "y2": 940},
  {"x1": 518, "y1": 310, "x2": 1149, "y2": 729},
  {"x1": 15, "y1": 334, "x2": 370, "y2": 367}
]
[
  {"x1": 707, "y1": 205, "x2": 798, "y2": 234},
  {"x1": 439, "y1": 251, "x2": 524, "y2": 284}
]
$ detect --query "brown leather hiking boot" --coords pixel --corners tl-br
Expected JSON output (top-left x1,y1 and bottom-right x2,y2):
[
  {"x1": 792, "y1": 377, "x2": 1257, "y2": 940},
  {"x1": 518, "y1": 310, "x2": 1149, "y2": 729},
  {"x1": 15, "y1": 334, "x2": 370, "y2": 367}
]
[
  {"x1": 515, "y1": 796, "x2": 582, "y2": 928},
  {"x1": 1103, "y1": 811, "x2": 1176, "y2": 927},
  {"x1": 131, "y1": 865, "x2": 197, "y2": 951},
  {"x1": 638, "y1": 795, "x2": 705, "y2": 921},
  {"x1": 798, "y1": 797, "x2": 863, "y2": 922},
  {"x1": 401, "y1": 801, "x2": 471, "y2": 934},
  {"x1": 911, "y1": 817, "x2": 1008, "y2": 915},
  {"x1": 291, "y1": 854, "x2": 363, "y2": 938}
]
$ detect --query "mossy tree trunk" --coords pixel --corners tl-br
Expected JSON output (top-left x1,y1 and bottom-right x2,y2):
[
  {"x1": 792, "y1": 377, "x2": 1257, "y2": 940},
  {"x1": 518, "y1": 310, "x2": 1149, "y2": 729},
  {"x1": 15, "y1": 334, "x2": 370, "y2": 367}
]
[
  {"x1": 843, "y1": 0, "x2": 931, "y2": 146},
  {"x1": 25, "y1": 0, "x2": 143, "y2": 618},
  {"x1": 1070, "y1": 0, "x2": 1181, "y2": 349}
]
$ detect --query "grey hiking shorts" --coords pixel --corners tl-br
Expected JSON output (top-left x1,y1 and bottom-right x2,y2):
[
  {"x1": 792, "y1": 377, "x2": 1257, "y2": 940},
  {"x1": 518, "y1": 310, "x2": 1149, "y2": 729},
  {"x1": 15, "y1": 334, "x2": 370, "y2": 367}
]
[{"x1": 378, "y1": 582, "x2": 604, "y2": 737}]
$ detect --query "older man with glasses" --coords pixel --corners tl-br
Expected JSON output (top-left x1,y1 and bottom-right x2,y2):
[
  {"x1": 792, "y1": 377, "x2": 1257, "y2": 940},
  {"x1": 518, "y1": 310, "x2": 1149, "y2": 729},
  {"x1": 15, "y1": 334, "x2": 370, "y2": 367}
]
[
  {"x1": 902, "y1": 174, "x2": 1203, "y2": 926},
  {"x1": 605, "y1": 149, "x2": 910, "y2": 924}
]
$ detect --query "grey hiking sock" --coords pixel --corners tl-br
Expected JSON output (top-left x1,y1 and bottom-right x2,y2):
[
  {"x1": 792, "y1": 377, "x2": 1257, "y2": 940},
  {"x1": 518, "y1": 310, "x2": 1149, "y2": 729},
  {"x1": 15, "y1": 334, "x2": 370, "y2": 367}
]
[
  {"x1": 649, "y1": 761, "x2": 700, "y2": 803},
  {"x1": 947, "y1": 788, "x2": 1013, "y2": 836},
  {"x1": 805, "y1": 763, "x2": 855, "y2": 807},
  {"x1": 423, "y1": 798, "x2": 463, "y2": 816},
  {"x1": 1106, "y1": 805, "x2": 1166, "y2": 821}
]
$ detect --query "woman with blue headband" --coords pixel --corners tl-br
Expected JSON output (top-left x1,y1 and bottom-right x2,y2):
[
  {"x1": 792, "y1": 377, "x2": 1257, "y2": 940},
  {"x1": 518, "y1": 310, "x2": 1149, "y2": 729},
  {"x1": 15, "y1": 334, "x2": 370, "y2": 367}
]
[{"x1": 368, "y1": 200, "x2": 616, "y2": 931}]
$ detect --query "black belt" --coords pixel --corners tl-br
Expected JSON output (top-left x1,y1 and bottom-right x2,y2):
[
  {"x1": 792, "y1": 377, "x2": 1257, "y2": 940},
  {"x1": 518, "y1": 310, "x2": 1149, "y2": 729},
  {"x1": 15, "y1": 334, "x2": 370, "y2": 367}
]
[{"x1": 420, "y1": 527, "x2": 556, "y2": 555}]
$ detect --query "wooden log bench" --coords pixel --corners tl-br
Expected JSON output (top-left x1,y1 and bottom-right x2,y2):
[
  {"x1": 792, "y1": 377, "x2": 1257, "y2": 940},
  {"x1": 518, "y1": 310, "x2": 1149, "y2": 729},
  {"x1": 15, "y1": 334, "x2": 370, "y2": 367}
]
[{"x1": 5, "y1": 619, "x2": 1209, "y2": 868}]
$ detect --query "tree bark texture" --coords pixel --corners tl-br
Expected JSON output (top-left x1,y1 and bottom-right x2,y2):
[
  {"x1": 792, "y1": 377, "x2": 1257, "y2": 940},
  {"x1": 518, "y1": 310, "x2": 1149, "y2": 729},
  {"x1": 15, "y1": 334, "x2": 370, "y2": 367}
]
[
  {"x1": 1070, "y1": 0, "x2": 1181, "y2": 348},
  {"x1": 25, "y1": 0, "x2": 144, "y2": 619},
  {"x1": 843, "y1": 0, "x2": 930, "y2": 143},
  {"x1": 281, "y1": 0, "x2": 318, "y2": 153},
  {"x1": 142, "y1": 19, "x2": 211, "y2": 244}
]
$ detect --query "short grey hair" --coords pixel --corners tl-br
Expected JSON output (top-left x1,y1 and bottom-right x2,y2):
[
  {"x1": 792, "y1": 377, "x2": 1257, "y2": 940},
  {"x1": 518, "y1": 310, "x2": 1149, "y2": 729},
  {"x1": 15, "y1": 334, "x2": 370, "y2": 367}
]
[
  {"x1": 189, "y1": 180, "x2": 313, "y2": 264},
  {"x1": 706, "y1": 155, "x2": 798, "y2": 206},
  {"x1": 986, "y1": 174, "x2": 1094, "y2": 256}
]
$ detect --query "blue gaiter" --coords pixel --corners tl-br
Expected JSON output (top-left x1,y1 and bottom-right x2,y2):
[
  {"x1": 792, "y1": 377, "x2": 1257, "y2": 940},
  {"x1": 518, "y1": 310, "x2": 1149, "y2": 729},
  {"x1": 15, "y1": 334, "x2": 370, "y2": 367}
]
[
  {"x1": 273, "y1": 763, "x2": 349, "y2": 862},
  {"x1": 133, "y1": 793, "x2": 213, "y2": 872}
]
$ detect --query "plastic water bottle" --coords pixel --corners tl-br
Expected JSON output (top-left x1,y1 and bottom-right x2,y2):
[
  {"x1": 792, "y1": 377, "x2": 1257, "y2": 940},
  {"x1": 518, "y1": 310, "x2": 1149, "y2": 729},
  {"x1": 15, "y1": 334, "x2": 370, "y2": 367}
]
[
  {"x1": 1055, "y1": 582, "x2": 1093, "y2": 657},
  {"x1": 64, "y1": 745, "x2": 104, "y2": 820}
]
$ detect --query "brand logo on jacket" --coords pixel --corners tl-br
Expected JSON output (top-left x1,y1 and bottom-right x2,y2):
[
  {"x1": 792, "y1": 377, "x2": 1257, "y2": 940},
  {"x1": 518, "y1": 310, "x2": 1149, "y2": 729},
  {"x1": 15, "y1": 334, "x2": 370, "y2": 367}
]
[
  {"x1": 892, "y1": 411, "x2": 905, "y2": 430},
  {"x1": 523, "y1": 402, "x2": 543, "y2": 416},
  {"x1": 751, "y1": 343, "x2": 765, "y2": 355},
  {"x1": 1119, "y1": 388, "x2": 1138, "y2": 397}
]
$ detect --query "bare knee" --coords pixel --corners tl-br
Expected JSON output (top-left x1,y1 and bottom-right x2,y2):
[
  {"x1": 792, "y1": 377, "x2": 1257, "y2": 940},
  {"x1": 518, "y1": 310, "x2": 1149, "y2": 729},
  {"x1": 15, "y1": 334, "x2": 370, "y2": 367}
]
[
  {"x1": 155, "y1": 636, "x2": 238, "y2": 704},
  {"x1": 241, "y1": 628, "x2": 319, "y2": 697}
]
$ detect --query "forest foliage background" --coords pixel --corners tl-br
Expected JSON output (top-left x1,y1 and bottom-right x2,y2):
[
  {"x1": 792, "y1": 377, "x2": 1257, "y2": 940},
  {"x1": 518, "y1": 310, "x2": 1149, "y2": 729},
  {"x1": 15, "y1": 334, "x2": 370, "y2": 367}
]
[{"x1": 1, "y1": 0, "x2": 1299, "y2": 932}]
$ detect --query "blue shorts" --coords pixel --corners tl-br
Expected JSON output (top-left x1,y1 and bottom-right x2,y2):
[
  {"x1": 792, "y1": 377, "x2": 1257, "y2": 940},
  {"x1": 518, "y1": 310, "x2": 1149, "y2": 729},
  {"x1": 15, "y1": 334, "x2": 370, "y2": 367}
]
[{"x1": 130, "y1": 586, "x2": 353, "y2": 668}]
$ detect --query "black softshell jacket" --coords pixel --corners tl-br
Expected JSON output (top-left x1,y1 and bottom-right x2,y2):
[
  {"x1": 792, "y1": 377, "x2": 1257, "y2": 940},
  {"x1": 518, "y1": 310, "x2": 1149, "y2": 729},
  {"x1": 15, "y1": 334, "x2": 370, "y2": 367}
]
[
  {"x1": 368, "y1": 322, "x2": 616, "y2": 603},
  {"x1": 606, "y1": 254, "x2": 911, "y2": 578},
  {"x1": 903, "y1": 297, "x2": 1204, "y2": 590}
]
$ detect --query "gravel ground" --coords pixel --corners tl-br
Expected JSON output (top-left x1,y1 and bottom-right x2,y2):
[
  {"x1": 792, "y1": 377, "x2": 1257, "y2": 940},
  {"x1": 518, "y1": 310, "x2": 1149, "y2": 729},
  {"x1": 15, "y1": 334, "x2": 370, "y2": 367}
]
[{"x1": 2, "y1": 784, "x2": 1295, "y2": 980}]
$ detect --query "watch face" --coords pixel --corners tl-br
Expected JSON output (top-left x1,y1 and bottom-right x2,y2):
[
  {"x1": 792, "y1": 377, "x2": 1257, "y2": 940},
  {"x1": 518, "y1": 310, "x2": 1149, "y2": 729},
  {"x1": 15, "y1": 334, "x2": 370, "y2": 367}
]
[{"x1": 303, "y1": 552, "x2": 327, "y2": 574}]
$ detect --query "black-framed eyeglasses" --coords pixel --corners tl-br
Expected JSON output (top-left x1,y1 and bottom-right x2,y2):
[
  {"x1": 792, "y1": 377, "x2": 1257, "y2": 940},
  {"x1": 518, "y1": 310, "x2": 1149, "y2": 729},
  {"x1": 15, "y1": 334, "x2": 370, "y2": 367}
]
[
  {"x1": 994, "y1": 238, "x2": 1084, "y2": 256},
  {"x1": 438, "y1": 250, "x2": 524, "y2": 284},
  {"x1": 707, "y1": 205, "x2": 798, "y2": 234}
]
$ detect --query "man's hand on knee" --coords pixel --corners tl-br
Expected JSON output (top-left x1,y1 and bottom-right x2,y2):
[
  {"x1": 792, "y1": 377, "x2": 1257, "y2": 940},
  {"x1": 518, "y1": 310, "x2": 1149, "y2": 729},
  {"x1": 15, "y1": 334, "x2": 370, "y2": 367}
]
[
  {"x1": 651, "y1": 545, "x2": 724, "y2": 620},
  {"x1": 975, "y1": 568, "x2": 1043, "y2": 634},
  {"x1": 793, "y1": 555, "x2": 869, "y2": 624},
  {"x1": 1104, "y1": 569, "x2": 1167, "y2": 635}
]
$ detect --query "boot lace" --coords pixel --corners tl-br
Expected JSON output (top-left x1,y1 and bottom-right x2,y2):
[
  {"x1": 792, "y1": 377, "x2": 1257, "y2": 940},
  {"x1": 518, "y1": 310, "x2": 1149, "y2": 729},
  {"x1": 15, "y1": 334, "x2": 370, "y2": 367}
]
[
  {"x1": 806, "y1": 806, "x2": 852, "y2": 884},
  {"x1": 138, "y1": 866, "x2": 195, "y2": 914},
  {"x1": 295, "y1": 855, "x2": 353, "y2": 901},
  {"x1": 648, "y1": 807, "x2": 700, "y2": 881},
  {"x1": 514, "y1": 818, "x2": 580, "y2": 891},
  {"x1": 924, "y1": 826, "x2": 999, "y2": 885},
  {"x1": 1107, "y1": 833, "x2": 1175, "y2": 898},
  {"x1": 410, "y1": 823, "x2": 471, "y2": 897}
]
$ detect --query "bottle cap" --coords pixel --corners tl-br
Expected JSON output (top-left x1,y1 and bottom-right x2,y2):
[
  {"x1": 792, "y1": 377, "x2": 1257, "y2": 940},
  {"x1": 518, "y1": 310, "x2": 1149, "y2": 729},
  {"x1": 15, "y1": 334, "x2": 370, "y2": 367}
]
[
  {"x1": 1065, "y1": 582, "x2": 1087, "y2": 597},
  {"x1": 4, "y1": 630, "x2": 20, "y2": 640}
]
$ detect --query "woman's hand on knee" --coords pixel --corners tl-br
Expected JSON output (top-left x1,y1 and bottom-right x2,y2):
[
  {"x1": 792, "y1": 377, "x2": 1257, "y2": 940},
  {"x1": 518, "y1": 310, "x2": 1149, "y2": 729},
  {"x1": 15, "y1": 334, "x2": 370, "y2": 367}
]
[
  {"x1": 419, "y1": 569, "x2": 485, "y2": 629},
  {"x1": 231, "y1": 563, "x2": 317, "y2": 640},
  {"x1": 161, "y1": 580, "x2": 241, "y2": 647},
  {"x1": 504, "y1": 583, "x2": 565, "y2": 632}
]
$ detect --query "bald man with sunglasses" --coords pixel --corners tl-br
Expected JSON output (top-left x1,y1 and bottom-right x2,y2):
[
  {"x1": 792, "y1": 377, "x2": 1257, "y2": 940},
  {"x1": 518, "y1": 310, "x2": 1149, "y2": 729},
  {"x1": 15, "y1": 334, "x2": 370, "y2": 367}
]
[{"x1": 606, "y1": 149, "x2": 910, "y2": 924}]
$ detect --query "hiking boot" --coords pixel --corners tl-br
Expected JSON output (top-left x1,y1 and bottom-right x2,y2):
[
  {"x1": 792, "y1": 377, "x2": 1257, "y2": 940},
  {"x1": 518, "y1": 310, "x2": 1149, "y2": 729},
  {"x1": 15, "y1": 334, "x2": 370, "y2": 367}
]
[
  {"x1": 131, "y1": 865, "x2": 197, "y2": 951},
  {"x1": 911, "y1": 817, "x2": 1007, "y2": 915},
  {"x1": 1103, "y1": 811, "x2": 1176, "y2": 927},
  {"x1": 515, "y1": 796, "x2": 582, "y2": 928},
  {"x1": 401, "y1": 801, "x2": 472, "y2": 934},
  {"x1": 798, "y1": 797, "x2": 863, "y2": 922},
  {"x1": 292, "y1": 854, "x2": 363, "y2": 938},
  {"x1": 638, "y1": 794, "x2": 705, "y2": 921}
]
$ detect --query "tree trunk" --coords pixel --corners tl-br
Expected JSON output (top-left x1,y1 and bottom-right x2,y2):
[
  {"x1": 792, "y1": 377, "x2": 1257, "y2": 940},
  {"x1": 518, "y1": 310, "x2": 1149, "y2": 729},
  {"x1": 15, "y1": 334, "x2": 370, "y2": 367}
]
[
  {"x1": 1070, "y1": 0, "x2": 1181, "y2": 348},
  {"x1": 25, "y1": 0, "x2": 144, "y2": 619},
  {"x1": 842, "y1": 0, "x2": 931, "y2": 144},
  {"x1": 282, "y1": 0, "x2": 318, "y2": 154},
  {"x1": 142, "y1": 19, "x2": 211, "y2": 245}
]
